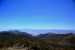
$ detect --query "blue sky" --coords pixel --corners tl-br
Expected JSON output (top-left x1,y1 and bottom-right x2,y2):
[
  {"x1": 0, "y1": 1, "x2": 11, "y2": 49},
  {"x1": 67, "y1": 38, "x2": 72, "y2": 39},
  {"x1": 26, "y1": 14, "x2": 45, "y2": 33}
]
[{"x1": 0, "y1": 0, "x2": 75, "y2": 30}]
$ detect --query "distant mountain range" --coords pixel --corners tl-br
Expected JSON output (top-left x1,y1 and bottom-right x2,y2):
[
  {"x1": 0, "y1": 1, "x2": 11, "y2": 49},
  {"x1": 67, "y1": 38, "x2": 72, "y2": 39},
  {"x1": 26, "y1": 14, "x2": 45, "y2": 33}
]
[
  {"x1": 0, "y1": 29, "x2": 75, "y2": 35},
  {"x1": 20, "y1": 29, "x2": 75, "y2": 35}
]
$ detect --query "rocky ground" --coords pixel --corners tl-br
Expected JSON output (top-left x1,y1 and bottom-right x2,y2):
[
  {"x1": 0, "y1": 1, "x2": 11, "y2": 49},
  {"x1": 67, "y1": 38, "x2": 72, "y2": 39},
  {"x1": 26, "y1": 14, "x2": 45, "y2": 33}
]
[{"x1": 0, "y1": 47, "x2": 29, "y2": 50}]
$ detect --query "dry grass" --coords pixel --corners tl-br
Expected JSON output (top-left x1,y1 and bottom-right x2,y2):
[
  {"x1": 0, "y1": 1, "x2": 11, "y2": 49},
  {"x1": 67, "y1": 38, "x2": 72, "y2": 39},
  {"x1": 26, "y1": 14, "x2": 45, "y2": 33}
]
[{"x1": 0, "y1": 47, "x2": 29, "y2": 50}]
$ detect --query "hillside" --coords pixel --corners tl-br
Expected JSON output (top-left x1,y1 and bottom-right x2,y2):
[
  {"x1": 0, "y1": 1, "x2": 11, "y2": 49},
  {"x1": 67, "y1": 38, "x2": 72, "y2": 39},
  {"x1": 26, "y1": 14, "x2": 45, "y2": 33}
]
[
  {"x1": 38, "y1": 32, "x2": 75, "y2": 47},
  {"x1": 0, "y1": 30, "x2": 75, "y2": 50}
]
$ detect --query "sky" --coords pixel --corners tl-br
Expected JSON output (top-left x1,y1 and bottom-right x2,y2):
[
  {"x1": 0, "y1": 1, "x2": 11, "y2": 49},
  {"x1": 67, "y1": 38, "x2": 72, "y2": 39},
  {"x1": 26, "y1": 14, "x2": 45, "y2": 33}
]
[{"x1": 0, "y1": 0, "x2": 75, "y2": 30}]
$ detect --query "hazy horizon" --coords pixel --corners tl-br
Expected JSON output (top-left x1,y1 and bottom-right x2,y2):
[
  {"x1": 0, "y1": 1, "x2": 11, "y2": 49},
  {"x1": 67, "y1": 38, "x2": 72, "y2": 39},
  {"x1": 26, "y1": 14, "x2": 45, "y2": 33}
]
[{"x1": 0, "y1": 29, "x2": 75, "y2": 35}]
